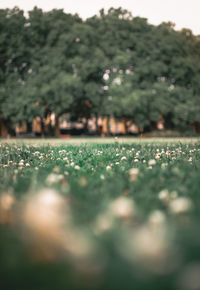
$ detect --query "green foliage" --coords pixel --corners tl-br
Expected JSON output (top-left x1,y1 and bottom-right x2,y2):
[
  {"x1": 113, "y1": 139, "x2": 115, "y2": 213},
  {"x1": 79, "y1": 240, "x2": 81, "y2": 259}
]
[{"x1": 0, "y1": 6, "x2": 200, "y2": 134}]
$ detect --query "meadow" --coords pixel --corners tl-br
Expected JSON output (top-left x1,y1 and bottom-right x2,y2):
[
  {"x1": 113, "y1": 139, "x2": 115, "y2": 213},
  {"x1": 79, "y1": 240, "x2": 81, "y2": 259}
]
[{"x1": 0, "y1": 138, "x2": 200, "y2": 290}]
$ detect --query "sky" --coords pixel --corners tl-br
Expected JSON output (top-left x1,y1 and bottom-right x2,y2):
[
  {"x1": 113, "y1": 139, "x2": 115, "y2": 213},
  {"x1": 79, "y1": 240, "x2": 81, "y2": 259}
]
[{"x1": 0, "y1": 0, "x2": 200, "y2": 35}]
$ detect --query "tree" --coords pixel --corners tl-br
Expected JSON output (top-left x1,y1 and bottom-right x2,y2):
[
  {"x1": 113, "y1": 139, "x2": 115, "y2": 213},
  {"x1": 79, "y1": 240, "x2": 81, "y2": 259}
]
[
  {"x1": 0, "y1": 6, "x2": 200, "y2": 137},
  {"x1": 0, "y1": 7, "x2": 29, "y2": 135}
]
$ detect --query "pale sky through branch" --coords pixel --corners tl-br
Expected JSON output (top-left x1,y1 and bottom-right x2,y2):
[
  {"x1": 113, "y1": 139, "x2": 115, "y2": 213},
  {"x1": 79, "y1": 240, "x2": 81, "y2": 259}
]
[{"x1": 0, "y1": 0, "x2": 199, "y2": 34}]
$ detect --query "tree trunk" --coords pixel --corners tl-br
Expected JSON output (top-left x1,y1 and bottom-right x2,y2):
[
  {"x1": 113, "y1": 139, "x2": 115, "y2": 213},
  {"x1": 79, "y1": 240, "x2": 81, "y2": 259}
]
[
  {"x1": 95, "y1": 113, "x2": 99, "y2": 135},
  {"x1": 123, "y1": 118, "x2": 129, "y2": 135},
  {"x1": 163, "y1": 113, "x2": 174, "y2": 130},
  {"x1": 26, "y1": 121, "x2": 33, "y2": 134},
  {"x1": 193, "y1": 122, "x2": 200, "y2": 134},
  {"x1": 0, "y1": 118, "x2": 8, "y2": 137},
  {"x1": 143, "y1": 124, "x2": 151, "y2": 133},
  {"x1": 83, "y1": 118, "x2": 89, "y2": 135},
  {"x1": 54, "y1": 115, "x2": 60, "y2": 137},
  {"x1": 150, "y1": 121, "x2": 157, "y2": 131},
  {"x1": 47, "y1": 123, "x2": 54, "y2": 136},
  {"x1": 106, "y1": 116, "x2": 111, "y2": 136},
  {"x1": 40, "y1": 117, "x2": 45, "y2": 137}
]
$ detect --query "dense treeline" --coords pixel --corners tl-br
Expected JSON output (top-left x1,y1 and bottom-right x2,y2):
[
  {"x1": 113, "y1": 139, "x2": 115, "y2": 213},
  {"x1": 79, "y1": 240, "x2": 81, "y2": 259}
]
[{"x1": 0, "y1": 6, "x2": 200, "y2": 136}]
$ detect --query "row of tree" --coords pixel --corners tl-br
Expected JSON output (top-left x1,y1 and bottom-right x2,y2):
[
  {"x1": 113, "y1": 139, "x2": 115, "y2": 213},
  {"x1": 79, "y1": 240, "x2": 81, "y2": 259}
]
[{"x1": 0, "y1": 6, "x2": 200, "y2": 136}]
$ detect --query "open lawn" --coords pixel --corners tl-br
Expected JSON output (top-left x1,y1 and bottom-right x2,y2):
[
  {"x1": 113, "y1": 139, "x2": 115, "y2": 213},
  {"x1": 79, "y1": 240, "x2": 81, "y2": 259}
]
[
  {"x1": 0, "y1": 139, "x2": 200, "y2": 290},
  {"x1": 1, "y1": 136, "x2": 200, "y2": 144}
]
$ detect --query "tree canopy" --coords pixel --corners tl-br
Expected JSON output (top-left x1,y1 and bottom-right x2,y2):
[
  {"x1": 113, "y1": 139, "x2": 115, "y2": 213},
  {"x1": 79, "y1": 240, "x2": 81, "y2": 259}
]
[{"x1": 0, "y1": 6, "x2": 200, "y2": 136}]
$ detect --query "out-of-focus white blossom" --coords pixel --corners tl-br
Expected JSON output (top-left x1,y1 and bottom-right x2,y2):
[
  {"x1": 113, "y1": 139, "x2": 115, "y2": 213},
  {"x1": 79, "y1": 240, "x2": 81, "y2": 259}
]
[
  {"x1": 109, "y1": 197, "x2": 135, "y2": 218},
  {"x1": 46, "y1": 173, "x2": 64, "y2": 185},
  {"x1": 106, "y1": 165, "x2": 111, "y2": 171},
  {"x1": 129, "y1": 168, "x2": 139, "y2": 182},
  {"x1": 158, "y1": 189, "x2": 170, "y2": 203},
  {"x1": 169, "y1": 197, "x2": 193, "y2": 214},
  {"x1": 148, "y1": 159, "x2": 156, "y2": 166}
]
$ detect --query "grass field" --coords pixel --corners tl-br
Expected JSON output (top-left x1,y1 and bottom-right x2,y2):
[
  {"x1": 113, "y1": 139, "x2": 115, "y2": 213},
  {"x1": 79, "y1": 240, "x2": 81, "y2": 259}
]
[
  {"x1": 0, "y1": 139, "x2": 200, "y2": 290},
  {"x1": 1, "y1": 136, "x2": 200, "y2": 144}
]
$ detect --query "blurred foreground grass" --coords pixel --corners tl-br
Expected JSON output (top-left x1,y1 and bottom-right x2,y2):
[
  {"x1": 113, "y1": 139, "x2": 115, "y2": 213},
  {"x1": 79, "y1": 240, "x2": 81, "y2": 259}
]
[{"x1": 0, "y1": 139, "x2": 200, "y2": 290}]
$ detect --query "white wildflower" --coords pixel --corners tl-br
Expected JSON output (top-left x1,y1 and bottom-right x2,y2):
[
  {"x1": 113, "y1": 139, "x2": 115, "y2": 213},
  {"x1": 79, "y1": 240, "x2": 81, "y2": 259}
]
[
  {"x1": 46, "y1": 174, "x2": 64, "y2": 185},
  {"x1": 19, "y1": 160, "x2": 24, "y2": 166},
  {"x1": 155, "y1": 154, "x2": 160, "y2": 160},
  {"x1": 95, "y1": 214, "x2": 113, "y2": 234},
  {"x1": 169, "y1": 197, "x2": 193, "y2": 214},
  {"x1": 121, "y1": 156, "x2": 127, "y2": 161},
  {"x1": 106, "y1": 165, "x2": 111, "y2": 171},
  {"x1": 148, "y1": 159, "x2": 156, "y2": 166},
  {"x1": 109, "y1": 197, "x2": 135, "y2": 218},
  {"x1": 161, "y1": 163, "x2": 168, "y2": 169},
  {"x1": 129, "y1": 168, "x2": 139, "y2": 182},
  {"x1": 148, "y1": 210, "x2": 166, "y2": 226},
  {"x1": 158, "y1": 189, "x2": 170, "y2": 203}
]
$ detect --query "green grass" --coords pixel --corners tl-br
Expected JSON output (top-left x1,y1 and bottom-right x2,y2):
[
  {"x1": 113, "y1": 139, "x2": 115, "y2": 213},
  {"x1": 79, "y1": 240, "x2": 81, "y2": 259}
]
[{"x1": 0, "y1": 140, "x2": 200, "y2": 290}]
